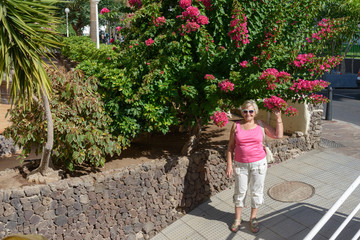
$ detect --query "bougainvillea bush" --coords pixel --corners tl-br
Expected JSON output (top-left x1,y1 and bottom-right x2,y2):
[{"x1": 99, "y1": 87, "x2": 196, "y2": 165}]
[{"x1": 63, "y1": 0, "x2": 350, "y2": 148}]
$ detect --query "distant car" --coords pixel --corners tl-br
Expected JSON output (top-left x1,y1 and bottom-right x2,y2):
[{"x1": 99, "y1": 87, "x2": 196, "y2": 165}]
[{"x1": 357, "y1": 70, "x2": 360, "y2": 88}]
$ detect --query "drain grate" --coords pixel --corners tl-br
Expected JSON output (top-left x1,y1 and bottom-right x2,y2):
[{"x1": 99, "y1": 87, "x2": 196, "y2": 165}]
[
  {"x1": 268, "y1": 181, "x2": 315, "y2": 203},
  {"x1": 320, "y1": 138, "x2": 344, "y2": 148}
]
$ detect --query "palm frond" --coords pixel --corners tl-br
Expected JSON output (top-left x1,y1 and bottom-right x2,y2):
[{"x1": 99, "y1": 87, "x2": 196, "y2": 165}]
[{"x1": 0, "y1": 0, "x2": 62, "y2": 106}]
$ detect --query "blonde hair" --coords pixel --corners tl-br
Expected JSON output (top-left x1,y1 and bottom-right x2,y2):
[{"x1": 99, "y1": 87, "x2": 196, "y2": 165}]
[{"x1": 240, "y1": 100, "x2": 259, "y2": 114}]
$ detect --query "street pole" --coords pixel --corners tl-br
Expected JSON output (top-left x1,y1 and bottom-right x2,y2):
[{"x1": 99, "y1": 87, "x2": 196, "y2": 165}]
[
  {"x1": 325, "y1": 87, "x2": 333, "y2": 120},
  {"x1": 95, "y1": 0, "x2": 100, "y2": 49},
  {"x1": 65, "y1": 8, "x2": 70, "y2": 37}
]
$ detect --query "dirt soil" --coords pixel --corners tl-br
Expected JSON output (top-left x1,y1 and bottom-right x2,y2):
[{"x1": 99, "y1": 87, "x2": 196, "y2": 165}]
[{"x1": 0, "y1": 103, "x2": 236, "y2": 190}]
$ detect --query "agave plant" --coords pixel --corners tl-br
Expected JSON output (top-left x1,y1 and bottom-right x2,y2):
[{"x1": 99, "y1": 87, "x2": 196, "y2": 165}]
[{"x1": 0, "y1": 0, "x2": 61, "y2": 181}]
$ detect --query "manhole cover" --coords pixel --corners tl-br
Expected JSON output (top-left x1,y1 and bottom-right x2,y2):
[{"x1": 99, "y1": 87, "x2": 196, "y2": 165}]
[{"x1": 268, "y1": 181, "x2": 315, "y2": 202}]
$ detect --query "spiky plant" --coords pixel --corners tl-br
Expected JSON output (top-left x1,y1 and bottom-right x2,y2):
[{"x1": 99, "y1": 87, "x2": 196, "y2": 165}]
[{"x1": 0, "y1": 0, "x2": 61, "y2": 181}]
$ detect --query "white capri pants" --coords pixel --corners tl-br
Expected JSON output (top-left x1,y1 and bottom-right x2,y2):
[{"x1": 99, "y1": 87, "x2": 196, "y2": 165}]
[{"x1": 233, "y1": 158, "x2": 267, "y2": 209}]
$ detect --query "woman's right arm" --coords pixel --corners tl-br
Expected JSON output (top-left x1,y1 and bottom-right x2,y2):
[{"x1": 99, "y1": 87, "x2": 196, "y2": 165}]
[{"x1": 226, "y1": 122, "x2": 236, "y2": 178}]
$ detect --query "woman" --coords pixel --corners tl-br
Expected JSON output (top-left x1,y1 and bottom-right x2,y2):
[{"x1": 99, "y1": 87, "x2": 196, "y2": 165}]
[{"x1": 226, "y1": 100, "x2": 283, "y2": 233}]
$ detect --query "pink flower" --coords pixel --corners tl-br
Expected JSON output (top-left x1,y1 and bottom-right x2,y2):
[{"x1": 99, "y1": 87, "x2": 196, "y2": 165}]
[
  {"x1": 145, "y1": 38, "x2": 155, "y2": 46},
  {"x1": 129, "y1": 45, "x2": 133, "y2": 48},
  {"x1": 160, "y1": 71, "x2": 164, "y2": 74},
  {"x1": 109, "y1": 38, "x2": 114, "y2": 43},
  {"x1": 290, "y1": 79, "x2": 329, "y2": 93},
  {"x1": 153, "y1": 16, "x2": 166, "y2": 27},
  {"x1": 264, "y1": 96, "x2": 298, "y2": 117},
  {"x1": 116, "y1": 26, "x2": 122, "y2": 31},
  {"x1": 107, "y1": 57, "x2": 110, "y2": 60},
  {"x1": 308, "y1": 94, "x2": 328, "y2": 104},
  {"x1": 218, "y1": 79, "x2": 234, "y2": 92},
  {"x1": 182, "y1": 21, "x2": 200, "y2": 33},
  {"x1": 129, "y1": 0, "x2": 142, "y2": 8},
  {"x1": 112, "y1": 47, "x2": 116, "y2": 50},
  {"x1": 100, "y1": 8, "x2": 110, "y2": 14},
  {"x1": 228, "y1": 12, "x2": 249, "y2": 48},
  {"x1": 147, "y1": 62, "x2": 150, "y2": 65},
  {"x1": 284, "y1": 106, "x2": 299, "y2": 116},
  {"x1": 179, "y1": 0, "x2": 191, "y2": 9},
  {"x1": 197, "y1": 15, "x2": 209, "y2": 25},
  {"x1": 239, "y1": 60, "x2": 248, "y2": 68},
  {"x1": 204, "y1": 74, "x2": 215, "y2": 81},
  {"x1": 210, "y1": 111, "x2": 229, "y2": 127},
  {"x1": 259, "y1": 68, "x2": 291, "y2": 90},
  {"x1": 182, "y1": 6, "x2": 200, "y2": 18}
]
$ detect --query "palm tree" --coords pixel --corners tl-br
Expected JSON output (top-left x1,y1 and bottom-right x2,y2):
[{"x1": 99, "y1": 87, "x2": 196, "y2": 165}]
[{"x1": 0, "y1": 0, "x2": 61, "y2": 182}]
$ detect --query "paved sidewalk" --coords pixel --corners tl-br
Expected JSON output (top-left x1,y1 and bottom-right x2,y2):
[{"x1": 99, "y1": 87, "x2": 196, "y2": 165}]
[{"x1": 152, "y1": 120, "x2": 360, "y2": 240}]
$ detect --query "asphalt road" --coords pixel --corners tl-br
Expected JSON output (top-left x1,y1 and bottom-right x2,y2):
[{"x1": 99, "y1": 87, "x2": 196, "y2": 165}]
[{"x1": 322, "y1": 88, "x2": 360, "y2": 126}]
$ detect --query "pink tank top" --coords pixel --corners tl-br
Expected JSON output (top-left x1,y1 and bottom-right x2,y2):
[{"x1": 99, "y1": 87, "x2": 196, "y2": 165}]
[{"x1": 234, "y1": 121, "x2": 266, "y2": 163}]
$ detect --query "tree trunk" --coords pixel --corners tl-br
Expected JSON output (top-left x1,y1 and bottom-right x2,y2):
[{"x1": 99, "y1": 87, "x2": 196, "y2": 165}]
[
  {"x1": 180, "y1": 119, "x2": 202, "y2": 156},
  {"x1": 27, "y1": 86, "x2": 59, "y2": 183},
  {"x1": 90, "y1": 0, "x2": 97, "y2": 42},
  {"x1": 37, "y1": 87, "x2": 54, "y2": 174}
]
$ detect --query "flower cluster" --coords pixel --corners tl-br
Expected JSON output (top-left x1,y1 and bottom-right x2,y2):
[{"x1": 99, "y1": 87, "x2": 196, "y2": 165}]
[
  {"x1": 306, "y1": 18, "x2": 341, "y2": 43},
  {"x1": 218, "y1": 79, "x2": 234, "y2": 92},
  {"x1": 182, "y1": 6, "x2": 200, "y2": 18},
  {"x1": 228, "y1": 8, "x2": 249, "y2": 48},
  {"x1": 264, "y1": 96, "x2": 298, "y2": 117},
  {"x1": 116, "y1": 26, "x2": 122, "y2": 31},
  {"x1": 210, "y1": 111, "x2": 228, "y2": 127},
  {"x1": 145, "y1": 38, "x2": 154, "y2": 46},
  {"x1": 199, "y1": 0, "x2": 212, "y2": 10},
  {"x1": 284, "y1": 106, "x2": 298, "y2": 116},
  {"x1": 308, "y1": 56, "x2": 343, "y2": 76},
  {"x1": 197, "y1": 15, "x2": 209, "y2": 25},
  {"x1": 293, "y1": 53, "x2": 316, "y2": 68},
  {"x1": 239, "y1": 60, "x2": 248, "y2": 68},
  {"x1": 129, "y1": 0, "x2": 142, "y2": 8},
  {"x1": 293, "y1": 54, "x2": 343, "y2": 76},
  {"x1": 290, "y1": 79, "x2": 329, "y2": 93},
  {"x1": 181, "y1": 21, "x2": 200, "y2": 34},
  {"x1": 177, "y1": 5, "x2": 209, "y2": 35},
  {"x1": 204, "y1": 74, "x2": 215, "y2": 81},
  {"x1": 180, "y1": 0, "x2": 192, "y2": 9},
  {"x1": 307, "y1": 94, "x2": 329, "y2": 104},
  {"x1": 259, "y1": 68, "x2": 291, "y2": 90},
  {"x1": 153, "y1": 16, "x2": 166, "y2": 27},
  {"x1": 100, "y1": 8, "x2": 110, "y2": 14}
]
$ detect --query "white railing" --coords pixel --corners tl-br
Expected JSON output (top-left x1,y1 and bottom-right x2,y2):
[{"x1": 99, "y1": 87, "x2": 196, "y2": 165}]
[{"x1": 304, "y1": 175, "x2": 360, "y2": 240}]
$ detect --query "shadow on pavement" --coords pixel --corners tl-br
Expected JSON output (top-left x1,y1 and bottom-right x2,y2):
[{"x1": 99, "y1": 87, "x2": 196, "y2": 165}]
[{"x1": 188, "y1": 200, "x2": 360, "y2": 240}]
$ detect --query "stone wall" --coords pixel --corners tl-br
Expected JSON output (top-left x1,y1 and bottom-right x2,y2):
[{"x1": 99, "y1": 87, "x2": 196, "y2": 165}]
[
  {"x1": 0, "y1": 104, "x2": 323, "y2": 239},
  {"x1": 0, "y1": 136, "x2": 17, "y2": 157},
  {"x1": 0, "y1": 149, "x2": 233, "y2": 240}
]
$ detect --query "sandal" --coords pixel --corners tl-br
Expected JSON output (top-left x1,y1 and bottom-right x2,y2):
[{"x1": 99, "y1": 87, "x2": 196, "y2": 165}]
[
  {"x1": 250, "y1": 218, "x2": 260, "y2": 233},
  {"x1": 231, "y1": 219, "x2": 241, "y2": 232}
]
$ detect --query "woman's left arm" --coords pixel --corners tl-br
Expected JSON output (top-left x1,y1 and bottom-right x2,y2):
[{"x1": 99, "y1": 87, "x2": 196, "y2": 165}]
[{"x1": 263, "y1": 109, "x2": 283, "y2": 139}]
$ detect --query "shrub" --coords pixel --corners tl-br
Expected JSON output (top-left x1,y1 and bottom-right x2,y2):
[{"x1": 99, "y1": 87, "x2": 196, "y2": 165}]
[
  {"x1": 4, "y1": 68, "x2": 123, "y2": 171},
  {"x1": 61, "y1": 36, "x2": 118, "y2": 63},
  {"x1": 61, "y1": 0, "x2": 352, "y2": 152}
]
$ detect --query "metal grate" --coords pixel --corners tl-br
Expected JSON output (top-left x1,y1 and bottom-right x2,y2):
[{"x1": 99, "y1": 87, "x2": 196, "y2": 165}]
[{"x1": 320, "y1": 138, "x2": 345, "y2": 148}]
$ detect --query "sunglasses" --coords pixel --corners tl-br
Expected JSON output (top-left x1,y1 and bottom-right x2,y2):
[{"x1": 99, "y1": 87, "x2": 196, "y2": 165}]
[{"x1": 242, "y1": 109, "x2": 255, "y2": 114}]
